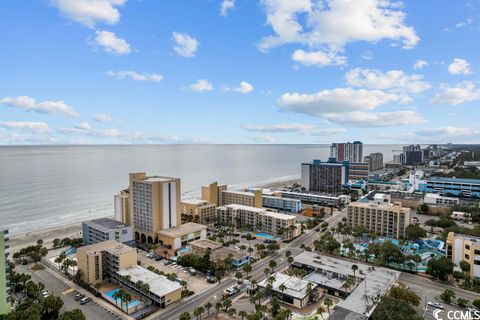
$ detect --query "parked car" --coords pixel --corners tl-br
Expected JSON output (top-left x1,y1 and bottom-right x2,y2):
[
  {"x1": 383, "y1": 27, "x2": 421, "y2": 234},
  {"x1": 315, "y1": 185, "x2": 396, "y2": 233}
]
[
  {"x1": 427, "y1": 302, "x2": 444, "y2": 310},
  {"x1": 80, "y1": 297, "x2": 92, "y2": 305},
  {"x1": 74, "y1": 293, "x2": 85, "y2": 301},
  {"x1": 155, "y1": 256, "x2": 163, "y2": 261},
  {"x1": 223, "y1": 285, "x2": 240, "y2": 298},
  {"x1": 315, "y1": 227, "x2": 320, "y2": 231},
  {"x1": 41, "y1": 290, "x2": 49, "y2": 298},
  {"x1": 189, "y1": 268, "x2": 197, "y2": 275}
]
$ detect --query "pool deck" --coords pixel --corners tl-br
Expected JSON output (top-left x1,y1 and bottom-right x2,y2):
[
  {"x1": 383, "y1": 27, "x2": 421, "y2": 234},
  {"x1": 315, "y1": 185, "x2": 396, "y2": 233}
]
[{"x1": 100, "y1": 283, "x2": 144, "y2": 315}]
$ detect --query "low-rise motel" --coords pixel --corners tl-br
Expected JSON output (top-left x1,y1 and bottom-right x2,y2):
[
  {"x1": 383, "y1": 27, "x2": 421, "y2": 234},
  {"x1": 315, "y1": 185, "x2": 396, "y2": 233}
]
[{"x1": 76, "y1": 240, "x2": 182, "y2": 309}]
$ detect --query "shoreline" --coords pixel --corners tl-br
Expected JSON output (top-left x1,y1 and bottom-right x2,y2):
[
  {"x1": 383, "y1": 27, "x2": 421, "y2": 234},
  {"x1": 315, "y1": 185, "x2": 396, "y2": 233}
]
[{"x1": 8, "y1": 177, "x2": 300, "y2": 251}]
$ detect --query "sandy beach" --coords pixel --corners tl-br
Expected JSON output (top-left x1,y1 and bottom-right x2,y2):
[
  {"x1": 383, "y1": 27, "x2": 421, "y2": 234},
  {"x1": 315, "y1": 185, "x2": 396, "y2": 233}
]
[{"x1": 8, "y1": 178, "x2": 300, "y2": 253}]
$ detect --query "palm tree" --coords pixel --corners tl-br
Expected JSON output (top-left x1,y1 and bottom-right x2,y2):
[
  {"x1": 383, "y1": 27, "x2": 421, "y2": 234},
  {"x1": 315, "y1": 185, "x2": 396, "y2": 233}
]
[
  {"x1": 123, "y1": 293, "x2": 132, "y2": 312},
  {"x1": 193, "y1": 306, "x2": 204, "y2": 320},
  {"x1": 215, "y1": 302, "x2": 222, "y2": 314},
  {"x1": 316, "y1": 306, "x2": 326, "y2": 320},
  {"x1": 204, "y1": 302, "x2": 212, "y2": 315},
  {"x1": 112, "y1": 289, "x2": 124, "y2": 309},
  {"x1": 324, "y1": 297, "x2": 333, "y2": 315},
  {"x1": 238, "y1": 310, "x2": 248, "y2": 320},
  {"x1": 351, "y1": 264, "x2": 358, "y2": 282},
  {"x1": 269, "y1": 260, "x2": 277, "y2": 273}
]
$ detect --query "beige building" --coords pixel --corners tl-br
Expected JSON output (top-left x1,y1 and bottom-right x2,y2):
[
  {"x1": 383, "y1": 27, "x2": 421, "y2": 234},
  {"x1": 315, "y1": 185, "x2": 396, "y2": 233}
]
[
  {"x1": 115, "y1": 173, "x2": 181, "y2": 244},
  {"x1": 76, "y1": 240, "x2": 137, "y2": 285},
  {"x1": 201, "y1": 182, "x2": 262, "y2": 208},
  {"x1": 446, "y1": 232, "x2": 480, "y2": 278},
  {"x1": 181, "y1": 199, "x2": 217, "y2": 224},
  {"x1": 216, "y1": 204, "x2": 300, "y2": 239},
  {"x1": 347, "y1": 201, "x2": 411, "y2": 238},
  {"x1": 157, "y1": 222, "x2": 207, "y2": 257},
  {"x1": 189, "y1": 239, "x2": 251, "y2": 269}
]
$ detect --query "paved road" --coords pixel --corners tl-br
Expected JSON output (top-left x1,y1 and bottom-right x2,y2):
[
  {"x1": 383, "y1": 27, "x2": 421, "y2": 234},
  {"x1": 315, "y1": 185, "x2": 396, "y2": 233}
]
[
  {"x1": 148, "y1": 210, "x2": 346, "y2": 320},
  {"x1": 400, "y1": 272, "x2": 480, "y2": 320},
  {"x1": 16, "y1": 264, "x2": 124, "y2": 320}
]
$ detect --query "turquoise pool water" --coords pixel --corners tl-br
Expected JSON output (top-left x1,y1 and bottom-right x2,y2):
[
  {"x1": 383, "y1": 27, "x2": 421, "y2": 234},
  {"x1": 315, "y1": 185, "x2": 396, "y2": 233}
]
[
  {"x1": 256, "y1": 233, "x2": 274, "y2": 239},
  {"x1": 63, "y1": 247, "x2": 76, "y2": 255},
  {"x1": 105, "y1": 289, "x2": 141, "y2": 309}
]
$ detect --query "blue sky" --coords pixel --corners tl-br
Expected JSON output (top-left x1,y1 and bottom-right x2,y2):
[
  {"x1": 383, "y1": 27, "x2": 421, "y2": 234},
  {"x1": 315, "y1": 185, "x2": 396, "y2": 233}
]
[{"x1": 0, "y1": 0, "x2": 479, "y2": 144}]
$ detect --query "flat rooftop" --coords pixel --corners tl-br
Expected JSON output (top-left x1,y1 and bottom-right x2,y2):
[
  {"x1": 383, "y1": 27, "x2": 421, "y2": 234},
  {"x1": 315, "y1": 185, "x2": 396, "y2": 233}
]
[
  {"x1": 264, "y1": 211, "x2": 296, "y2": 221},
  {"x1": 158, "y1": 222, "x2": 207, "y2": 238},
  {"x1": 294, "y1": 251, "x2": 400, "y2": 317},
  {"x1": 143, "y1": 176, "x2": 178, "y2": 182},
  {"x1": 211, "y1": 247, "x2": 249, "y2": 261},
  {"x1": 280, "y1": 191, "x2": 341, "y2": 200},
  {"x1": 117, "y1": 266, "x2": 181, "y2": 297},
  {"x1": 258, "y1": 272, "x2": 311, "y2": 299},
  {"x1": 189, "y1": 239, "x2": 223, "y2": 250},
  {"x1": 181, "y1": 198, "x2": 210, "y2": 206},
  {"x1": 77, "y1": 240, "x2": 135, "y2": 255},
  {"x1": 223, "y1": 204, "x2": 266, "y2": 213},
  {"x1": 223, "y1": 190, "x2": 255, "y2": 196},
  {"x1": 428, "y1": 176, "x2": 480, "y2": 184},
  {"x1": 84, "y1": 218, "x2": 130, "y2": 232}
]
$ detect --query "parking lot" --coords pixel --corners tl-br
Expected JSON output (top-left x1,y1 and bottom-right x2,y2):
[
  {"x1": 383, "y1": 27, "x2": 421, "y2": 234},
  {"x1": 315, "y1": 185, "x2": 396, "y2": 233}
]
[
  {"x1": 137, "y1": 250, "x2": 217, "y2": 293},
  {"x1": 17, "y1": 264, "x2": 123, "y2": 320}
]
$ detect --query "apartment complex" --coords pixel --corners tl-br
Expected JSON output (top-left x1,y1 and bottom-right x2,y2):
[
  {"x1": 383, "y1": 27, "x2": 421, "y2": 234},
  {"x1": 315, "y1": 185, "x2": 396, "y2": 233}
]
[
  {"x1": 82, "y1": 218, "x2": 134, "y2": 246},
  {"x1": 280, "y1": 191, "x2": 350, "y2": 207},
  {"x1": 201, "y1": 181, "x2": 227, "y2": 206},
  {"x1": 216, "y1": 204, "x2": 300, "y2": 239},
  {"x1": 446, "y1": 232, "x2": 480, "y2": 278},
  {"x1": 115, "y1": 173, "x2": 181, "y2": 244},
  {"x1": 0, "y1": 230, "x2": 10, "y2": 315},
  {"x1": 202, "y1": 182, "x2": 262, "y2": 208},
  {"x1": 301, "y1": 160, "x2": 347, "y2": 193},
  {"x1": 77, "y1": 240, "x2": 182, "y2": 308},
  {"x1": 157, "y1": 222, "x2": 207, "y2": 257},
  {"x1": 348, "y1": 162, "x2": 369, "y2": 180},
  {"x1": 347, "y1": 201, "x2": 412, "y2": 238},
  {"x1": 181, "y1": 199, "x2": 217, "y2": 224},
  {"x1": 330, "y1": 141, "x2": 363, "y2": 163},
  {"x1": 364, "y1": 153, "x2": 384, "y2": 171}
]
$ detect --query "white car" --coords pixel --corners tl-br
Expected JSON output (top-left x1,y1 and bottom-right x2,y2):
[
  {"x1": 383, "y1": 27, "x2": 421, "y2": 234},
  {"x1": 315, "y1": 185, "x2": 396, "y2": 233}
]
[
  {"x1": 41, "y1": 290, "x2": 49, "y2": 298},
  {"x1": 427, "y1": 302, "x2": 444, "y2": 310}
]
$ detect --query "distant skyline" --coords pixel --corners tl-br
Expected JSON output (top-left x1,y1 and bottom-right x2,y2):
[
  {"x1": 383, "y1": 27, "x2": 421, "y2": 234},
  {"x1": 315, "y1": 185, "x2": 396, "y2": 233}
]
[{"x1": 1, "y1": 0, "x2": 479, "y2": 145}]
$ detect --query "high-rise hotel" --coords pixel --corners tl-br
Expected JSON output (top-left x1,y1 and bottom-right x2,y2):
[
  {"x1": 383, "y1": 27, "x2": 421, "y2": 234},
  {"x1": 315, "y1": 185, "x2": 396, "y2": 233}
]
[
  {"x1": 330, "y1": 141, "x2": 363, "y2": 163},
  {"x1": 0, "y1": 230, "x2": 10, "y2": 315},
  {"x1": 114, "y1": 173, "x2": 181, "y2": 244}
]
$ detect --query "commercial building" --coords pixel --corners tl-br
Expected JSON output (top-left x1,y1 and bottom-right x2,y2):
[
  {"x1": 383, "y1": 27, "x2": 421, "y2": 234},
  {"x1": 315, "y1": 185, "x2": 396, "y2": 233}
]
[
  {"x1": 293, "y1": 251, "x2": 400, "y2": 319},
  {"x1": 330, "y1": 141, "x2": 363, "y2": 163},
  {"x1": 115, "y1": 173, "x2": 181, "y2": 244},
  {"x1": 82, "y1": 218, "x2": 134, "y2": 246},
  {"x1": 424, "y1": 193, "x2": 459, "y2": 205},
  {"x1": 348, "y1": 162, "x2": 369, "y2": 180},
  {"x1": 216, "y1": 204, "x2": 300, "y2": 239},
  {"x1": 262, "y1": 195, "x2": 301, "y2": 213},
  {"x1": 347, "y1": 200, "x2": 412, "y2": 238},
  {"x1": 450, "y1": 211, "x2": 472, "y2": 223},
  {"x1": 301, "y1": 160, "x2": 347, "y2": 193},
  {"x1": 279, "y1": 191, "x2": 350, "y2": 207},
  {"x1": 157, "y1": 222, "x2": 207, "y2": 257},
  {"x1": 77, "y1": 240, "x2": 182, "y2": 309},
  {"x1": 364, "y1": 153, "x2": 384, "y2": 171},
  {"x1": 403, "y1": 145, "x2": 424, "y2": 165},
  {"x1": 189, "y1": 239, "x2": 251, "y2": 269},
  {"x1": 258, "y1": 272, "x2": 317, "y2": 309},
  {"x1": 201, "y1": 182, "x2": 262, "y2": 208},
  {"x1": 180, "y1": 199, "x2": 217, "y2": 224},
  {"x1": 425, "y1": 177, "x2": 480, "y2": 198},
  {"x1": 446, "y1": 232, "x2": 480, "y2": 278},
  {"x1": 0, "y1": 230, "x2": 10, "y2": 315}
]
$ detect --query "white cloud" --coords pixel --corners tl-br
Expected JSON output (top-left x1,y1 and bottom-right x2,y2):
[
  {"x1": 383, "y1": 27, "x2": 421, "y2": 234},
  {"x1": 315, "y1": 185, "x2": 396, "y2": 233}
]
[
  {"x1": 220, "y1": 0, "x2": 235, "y2": 16},
  {"x1": 431, "y1": 81, "x2": 480, "y2": 106},
  {"x1": 448, "y1": 58, "x2": 472, "y2": 75},
  {"x1": 291, "y1": 49, "x2": 346, "y2": 67},
  {"x1": 93, "y1": 30, "x2": 131, "y2": 55},
  {"x1": 172, "y1": 32, "x2": 199, "y2": 58},
  {"x1": 413, "y1": 59, "x2": 428, "y2": 69},
  {"x1": 107, "y1": 70, "x2": 163, "y2": 82},
  {"x1": 259, "y1": 0, "x2": 419, "y2": 64},
  {"x1": 411, "y1": 127, "x2": 480, "y2": 142},
  {"x1": 243, "y1": 123, "x2": 346, "y2": 135},
  {"x1": 362, "y1": 51, "x2": 373, "y2": 60},
  {"x1": 345, "y1": 68, "x2": 431, "y2": 93},
  {"x1": 0, "y1": 121, "x2": 51, "y2": 134},
  {"x1": 1, "y1": 95, "x2": 79, "y2": 117},
  {"x1": 50, "y1": 0, "x2": 126, "y2": 28},
  {"x1": 251, "y1": 135, "x2": 276, "y2": 143},
  {"x1": 94, "y1": 113, "x2": 114, "y2": 122},
  {"x1": 277, "y1": 87, "x2": 423, "y2": 126},
  {"x1": 223, "y1": 81, "x2": 254, "y2": 94},
  {"x1": 75, "y1": 122, "x2": 92, "y2": 130},
  {"x1": 189, "y1": 79, "x2": 213, "y2": 92}
]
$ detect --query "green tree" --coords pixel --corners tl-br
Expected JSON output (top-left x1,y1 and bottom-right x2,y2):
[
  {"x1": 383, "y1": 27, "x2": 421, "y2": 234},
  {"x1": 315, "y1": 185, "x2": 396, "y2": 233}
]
[
  {"x1": 43, "y1": 295, "x2": 64, "y2": 319},
  {"x1": 179, "y1": 312, "x2": 191, "y2": 320},
  {"x1": 324, "y1": 297, "x2": 333, "y2": 315},
  {"x1": 440, "y1": 289, "x2": 455, "y2": 304},
  {"x1": 58, "y1": 309, "x2": 86, "y2": 320},
  {"x1": 372, "y1": 297, "x2": 423, "y2": 320},
  {"x1": 426, "y1": 257, "x2": 455, "y2": 281},
  {"x1": 457, "y1": 298, "x2": 468, "y2": 308},
  {"x1": 404, "y1": 224, "x2": 427, "y2": 240},
  {"x1": 389, "y1": 286, "x2": 421, "y2": 306},
  {"x1": 474, "y1": 299, "x2": 480, "y2": 309}
]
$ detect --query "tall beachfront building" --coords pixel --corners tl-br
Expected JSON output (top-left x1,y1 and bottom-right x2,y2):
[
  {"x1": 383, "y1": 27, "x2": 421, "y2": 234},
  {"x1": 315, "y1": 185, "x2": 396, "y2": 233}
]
[
  {"x1": 330, "y1": 141, "x2": 363, "y2": 163},
  {"x1": 0, "y1": 229, "x2": 10, "y2": 315},
  {"x1": 446, "y1": 232, "x2": 480, "y2": 278},
  {"x1": 347, "y1": 201, "x2": 412, "y2": 239},
  {"x1": 115, "y1": 173, "x2": 181, "y2": 244},
  {"x1": 301, "y1": 160, "x2": 347, "y2": 193},
  {"x1": 364, "y1": 153, "x2": 384, "y2": 171}
]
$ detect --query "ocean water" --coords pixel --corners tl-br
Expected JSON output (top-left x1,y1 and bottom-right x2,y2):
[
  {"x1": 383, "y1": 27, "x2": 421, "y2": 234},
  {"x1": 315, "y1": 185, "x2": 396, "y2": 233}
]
[{"x1": 0, "y1": 144, "x2": 399, "y2": 234}]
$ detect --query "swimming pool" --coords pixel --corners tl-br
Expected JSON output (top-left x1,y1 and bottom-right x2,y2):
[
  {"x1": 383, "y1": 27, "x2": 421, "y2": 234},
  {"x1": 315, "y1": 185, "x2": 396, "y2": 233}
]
[
  {"x1": 105, "y1": 289, "x2": 141, "y2": 309},
  {"x1": 63, "y1": 247, "x2": 76, "y2": 256},
  {"x1": 256, "y1": 233, "x2": 275, "y2": 239}
]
